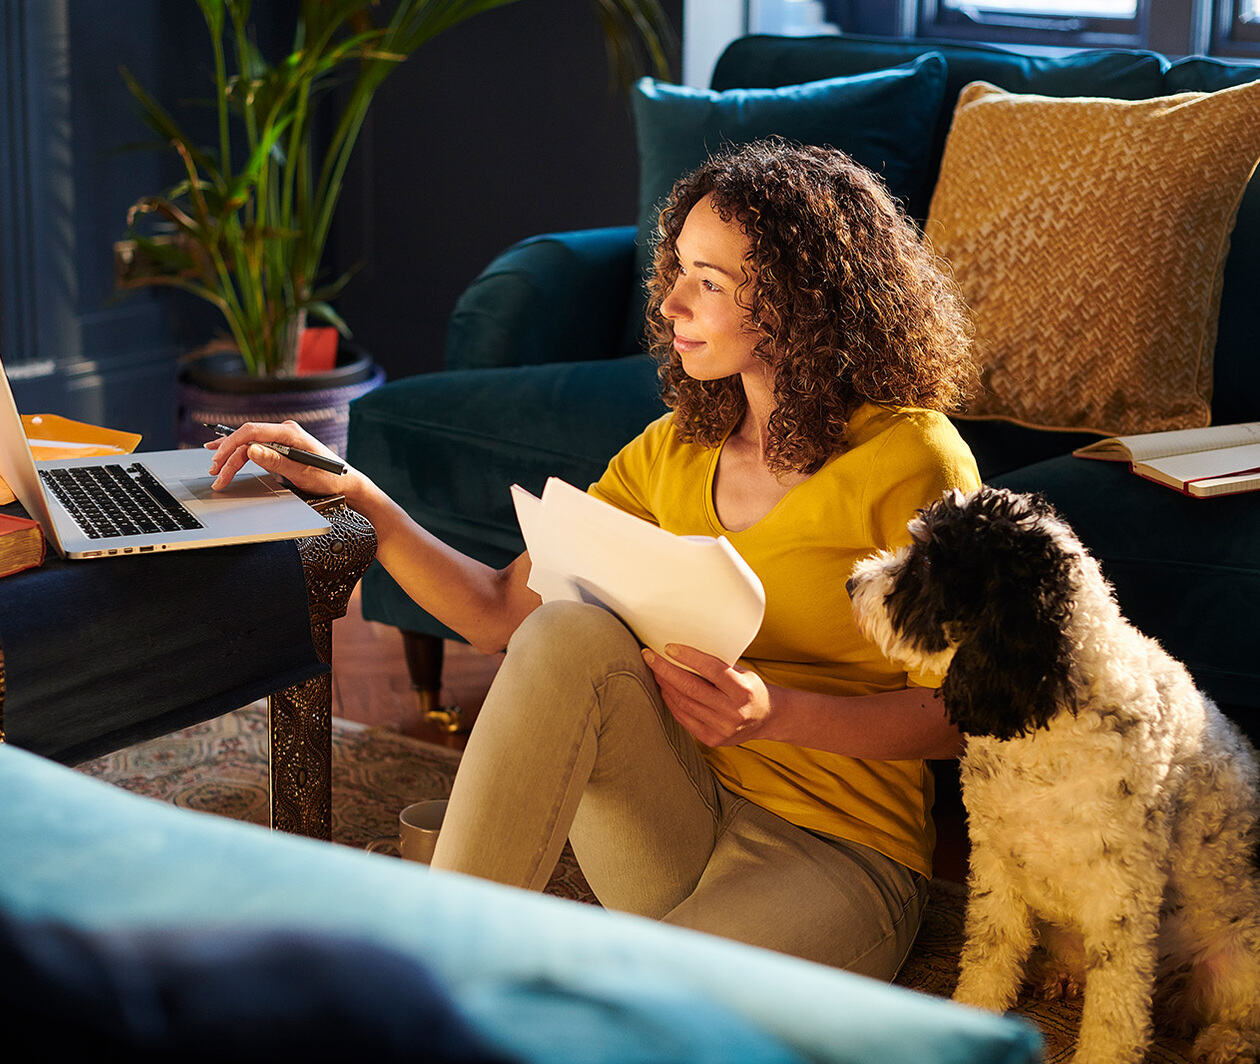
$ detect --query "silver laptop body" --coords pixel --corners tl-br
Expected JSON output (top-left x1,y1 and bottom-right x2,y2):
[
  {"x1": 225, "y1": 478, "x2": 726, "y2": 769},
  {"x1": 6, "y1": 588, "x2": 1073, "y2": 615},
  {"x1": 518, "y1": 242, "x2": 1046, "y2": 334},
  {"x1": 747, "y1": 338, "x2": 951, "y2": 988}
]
[{"x1": 0, "y1": 356, "x2": 330, "y2": 559}]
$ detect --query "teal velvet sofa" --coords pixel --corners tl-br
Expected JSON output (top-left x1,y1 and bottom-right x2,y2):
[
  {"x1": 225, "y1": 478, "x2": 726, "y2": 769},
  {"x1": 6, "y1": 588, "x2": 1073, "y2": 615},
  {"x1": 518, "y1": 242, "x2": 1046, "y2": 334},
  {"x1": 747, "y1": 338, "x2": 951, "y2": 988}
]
[
  {"x1": 347, "y1": 32, "x2": 1260, "y2": 739},
  {"x1": 0, "y1": 742, "x2": 1042, "y2": 1062}
]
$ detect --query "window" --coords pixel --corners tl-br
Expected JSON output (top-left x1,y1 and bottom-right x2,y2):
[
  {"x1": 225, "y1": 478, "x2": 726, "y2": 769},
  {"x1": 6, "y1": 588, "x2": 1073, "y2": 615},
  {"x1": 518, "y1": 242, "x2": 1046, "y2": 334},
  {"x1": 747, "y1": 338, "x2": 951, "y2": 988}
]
[
  {"x1": 936, "y1": 0, "x2": 1138, "y2": 18},
  {"x1": 914, "y1": 0, "x2": 1260, "y2": 56},
  {"x1": 684, "y1": 1, "x2": 1260, "y2": 84},
  {"x1": 1215, "y1": 0, "x2": 1260, "y2": 53},
  {"x1": 919, "y1": 0, "x2": 1143, "y2": 47}
]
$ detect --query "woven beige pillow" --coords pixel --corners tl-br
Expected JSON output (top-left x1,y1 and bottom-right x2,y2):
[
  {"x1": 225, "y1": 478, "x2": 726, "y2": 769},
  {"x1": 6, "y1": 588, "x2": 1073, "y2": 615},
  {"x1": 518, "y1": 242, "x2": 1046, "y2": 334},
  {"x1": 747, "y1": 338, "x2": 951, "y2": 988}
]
[{"x1": 925, "y1": 79, "x2": 1260, "y2": 436}]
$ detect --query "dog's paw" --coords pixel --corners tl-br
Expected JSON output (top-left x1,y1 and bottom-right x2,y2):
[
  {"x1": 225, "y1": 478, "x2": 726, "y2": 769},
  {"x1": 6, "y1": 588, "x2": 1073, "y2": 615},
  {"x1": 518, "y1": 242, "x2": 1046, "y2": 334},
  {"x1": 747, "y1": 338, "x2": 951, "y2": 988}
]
[
  {"x1": 1192, "y1": 1024, "x2": 1258, "y2": 1064},
  {"x1": 1029, "y1": 967, "x2": 1083, "y2": 1002},
  {"x1": 953, "y1": 973, "x2": 1018, "y2": 1014},
  {"x1": 1026, "y1": 948, "x2": 1084, "y2": 1001}
]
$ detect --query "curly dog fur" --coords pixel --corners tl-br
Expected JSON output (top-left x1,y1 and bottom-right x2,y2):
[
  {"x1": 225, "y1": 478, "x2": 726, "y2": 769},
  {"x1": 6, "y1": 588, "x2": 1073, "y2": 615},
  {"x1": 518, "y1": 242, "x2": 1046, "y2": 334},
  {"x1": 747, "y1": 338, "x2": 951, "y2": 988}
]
[{"x1": 847, "y1": 486, "x2": 1260, "y2": 1064}]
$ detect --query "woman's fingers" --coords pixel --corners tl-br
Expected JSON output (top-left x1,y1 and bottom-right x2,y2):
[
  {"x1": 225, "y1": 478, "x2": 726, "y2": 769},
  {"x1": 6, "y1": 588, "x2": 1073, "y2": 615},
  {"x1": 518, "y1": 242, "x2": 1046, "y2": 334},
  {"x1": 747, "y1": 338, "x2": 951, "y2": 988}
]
[
  {"x1": 204, "y1": 420, "x2": 342, "y2": 493},
  {"x1": 642, "y1": 645, "x2": 759, "y2": 746},
  {"x1": 207, "y1": 439, "x2": 256, "y2": 489},
  {"x1": 206, "y1": 420, "x2": 319, "y2": 467},
  {"x1": 659, "y1": 643, "x2": 746, "y2": 697}
]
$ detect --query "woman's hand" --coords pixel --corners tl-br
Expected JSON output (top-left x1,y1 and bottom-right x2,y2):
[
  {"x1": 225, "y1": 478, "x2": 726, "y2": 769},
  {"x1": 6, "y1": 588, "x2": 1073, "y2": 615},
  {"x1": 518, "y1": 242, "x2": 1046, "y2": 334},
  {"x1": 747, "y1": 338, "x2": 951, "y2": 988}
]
[
  {"x1": 641, "y1": 643, "x2": 778, "y2": 747},
  {"x1": 205, "y1": 420, "x2": 357, "y2": 499},
  {"x1": 645, "y1": 643, "x2": 965, "y2": 759}
]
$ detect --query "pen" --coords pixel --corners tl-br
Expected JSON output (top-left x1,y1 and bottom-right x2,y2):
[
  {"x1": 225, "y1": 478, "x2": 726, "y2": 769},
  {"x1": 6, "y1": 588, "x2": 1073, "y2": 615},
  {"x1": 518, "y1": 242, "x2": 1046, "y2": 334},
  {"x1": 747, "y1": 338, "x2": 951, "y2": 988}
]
[{"x1": 204, "y1": 423, "x2": 349, "y2": 476}]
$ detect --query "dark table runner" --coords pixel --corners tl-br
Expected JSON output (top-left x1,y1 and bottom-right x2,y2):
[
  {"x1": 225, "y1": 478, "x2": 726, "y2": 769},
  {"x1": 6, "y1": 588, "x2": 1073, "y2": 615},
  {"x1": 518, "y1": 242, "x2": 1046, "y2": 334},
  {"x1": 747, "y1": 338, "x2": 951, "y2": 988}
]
[{"x1": 0, "y1": 502, "x2": 326, "y2": 764}]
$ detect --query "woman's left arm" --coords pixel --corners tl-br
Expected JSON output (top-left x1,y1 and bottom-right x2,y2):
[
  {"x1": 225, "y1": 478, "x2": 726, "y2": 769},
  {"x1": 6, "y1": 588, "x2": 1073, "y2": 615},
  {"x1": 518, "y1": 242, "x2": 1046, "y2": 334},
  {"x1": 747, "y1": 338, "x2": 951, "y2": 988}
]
[{"x1": 642, "y1": 644, "x2": 963, "y2": 760}]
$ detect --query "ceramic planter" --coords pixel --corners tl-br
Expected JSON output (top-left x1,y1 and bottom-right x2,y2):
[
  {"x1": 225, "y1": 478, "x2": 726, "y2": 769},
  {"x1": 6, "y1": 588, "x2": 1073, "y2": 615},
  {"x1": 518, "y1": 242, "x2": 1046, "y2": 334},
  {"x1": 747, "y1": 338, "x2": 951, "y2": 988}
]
[{"x1": 175, "y1": 343, "x2": 384, "y2": 457}]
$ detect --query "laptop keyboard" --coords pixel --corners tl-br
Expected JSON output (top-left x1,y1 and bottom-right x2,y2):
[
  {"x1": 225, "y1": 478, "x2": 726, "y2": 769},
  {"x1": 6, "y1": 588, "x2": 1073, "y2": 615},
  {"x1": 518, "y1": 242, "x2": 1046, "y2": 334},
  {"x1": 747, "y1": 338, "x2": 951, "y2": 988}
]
[{"x1": 40, "y1": 463, "x2": 204, "y2": 539}]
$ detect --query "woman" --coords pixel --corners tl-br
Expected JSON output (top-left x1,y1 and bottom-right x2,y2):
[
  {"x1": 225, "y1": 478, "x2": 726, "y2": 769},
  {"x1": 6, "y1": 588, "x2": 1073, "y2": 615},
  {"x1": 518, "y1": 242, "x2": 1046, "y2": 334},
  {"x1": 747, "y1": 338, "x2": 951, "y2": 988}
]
[{"x1": 207, "y1": 138, "x2": 980, "y2": 979}]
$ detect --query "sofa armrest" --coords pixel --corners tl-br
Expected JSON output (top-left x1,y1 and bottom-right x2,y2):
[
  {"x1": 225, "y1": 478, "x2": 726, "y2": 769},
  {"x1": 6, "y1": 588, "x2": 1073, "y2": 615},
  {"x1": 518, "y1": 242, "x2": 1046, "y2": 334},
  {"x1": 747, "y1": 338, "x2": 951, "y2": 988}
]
[
  {"x1": 444, "y1": 226, "x2": 640, "y2": 371},
  {"x1": 0, "y1": 743, "x2": 1045, "y2": 1064}
]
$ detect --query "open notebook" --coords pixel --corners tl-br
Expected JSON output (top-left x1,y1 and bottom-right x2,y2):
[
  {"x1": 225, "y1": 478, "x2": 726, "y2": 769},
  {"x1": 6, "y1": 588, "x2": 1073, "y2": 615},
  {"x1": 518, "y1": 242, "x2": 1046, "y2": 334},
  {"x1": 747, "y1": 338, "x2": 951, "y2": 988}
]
[{"x1": 1074, "y1": 422, "x2": 1260, "y2": 498}]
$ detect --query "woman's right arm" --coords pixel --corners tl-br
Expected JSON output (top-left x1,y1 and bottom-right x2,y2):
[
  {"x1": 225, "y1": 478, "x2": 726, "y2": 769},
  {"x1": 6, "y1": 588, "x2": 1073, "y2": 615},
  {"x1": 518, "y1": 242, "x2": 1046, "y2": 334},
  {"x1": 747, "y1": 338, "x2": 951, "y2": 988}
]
[
  {"x1": 206, "y1": 421, "x2": 540, "y2": 653},
  {"x1": 353, "y1": 475, "x2": 540, "y2": 653}
]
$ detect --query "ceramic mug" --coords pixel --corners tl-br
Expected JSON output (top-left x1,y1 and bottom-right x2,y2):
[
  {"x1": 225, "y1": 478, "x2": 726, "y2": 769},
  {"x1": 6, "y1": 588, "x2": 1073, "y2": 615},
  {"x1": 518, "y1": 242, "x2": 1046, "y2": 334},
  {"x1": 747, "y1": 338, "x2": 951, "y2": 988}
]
[{"x1": 366, "y1": 799, "x2": 447, "y2": 863}]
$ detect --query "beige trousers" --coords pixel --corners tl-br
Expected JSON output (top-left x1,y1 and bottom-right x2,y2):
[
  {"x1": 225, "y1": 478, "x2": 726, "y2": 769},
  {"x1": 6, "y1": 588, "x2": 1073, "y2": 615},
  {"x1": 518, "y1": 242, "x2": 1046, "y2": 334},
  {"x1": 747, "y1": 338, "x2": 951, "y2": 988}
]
[{"x1": 430, "y1": 600, "x2": 927, "y2": 979}]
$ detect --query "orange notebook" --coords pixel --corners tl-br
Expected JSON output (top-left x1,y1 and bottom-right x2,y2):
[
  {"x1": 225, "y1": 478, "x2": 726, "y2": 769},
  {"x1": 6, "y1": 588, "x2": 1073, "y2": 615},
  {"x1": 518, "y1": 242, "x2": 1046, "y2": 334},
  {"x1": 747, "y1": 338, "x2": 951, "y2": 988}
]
[{"x1": 0, "y1": 414, "x2": 142, "y2": 505}]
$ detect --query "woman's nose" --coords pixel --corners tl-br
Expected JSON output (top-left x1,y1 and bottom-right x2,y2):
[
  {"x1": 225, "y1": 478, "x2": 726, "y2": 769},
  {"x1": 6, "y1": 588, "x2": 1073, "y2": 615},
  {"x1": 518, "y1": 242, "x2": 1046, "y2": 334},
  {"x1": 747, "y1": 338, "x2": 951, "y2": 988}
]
[{"x1": 660, "y1": 283, "x2": 688, "y2": 322}]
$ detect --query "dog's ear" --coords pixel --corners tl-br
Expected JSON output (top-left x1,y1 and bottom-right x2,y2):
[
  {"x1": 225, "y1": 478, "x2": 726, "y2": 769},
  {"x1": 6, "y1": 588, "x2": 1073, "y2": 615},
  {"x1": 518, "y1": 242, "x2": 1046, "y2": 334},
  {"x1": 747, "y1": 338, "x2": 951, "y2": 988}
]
[{"x1": 940, "y1": 497, "x2": 1077, "y2": 740}]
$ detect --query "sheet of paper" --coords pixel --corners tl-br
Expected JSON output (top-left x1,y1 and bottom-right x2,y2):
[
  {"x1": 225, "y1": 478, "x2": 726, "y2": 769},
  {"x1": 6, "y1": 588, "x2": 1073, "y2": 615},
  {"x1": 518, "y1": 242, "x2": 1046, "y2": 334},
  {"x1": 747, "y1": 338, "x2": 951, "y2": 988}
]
[
  {"x1": 510, "y1": 478, "x2": 765, "y2": 665},
  {"x1": 1075, "y1": 421, "x2": 1260, "y2": 462},
  {"x1": 1138, "y1": 441, "x2": 1260, "y2": 482}
]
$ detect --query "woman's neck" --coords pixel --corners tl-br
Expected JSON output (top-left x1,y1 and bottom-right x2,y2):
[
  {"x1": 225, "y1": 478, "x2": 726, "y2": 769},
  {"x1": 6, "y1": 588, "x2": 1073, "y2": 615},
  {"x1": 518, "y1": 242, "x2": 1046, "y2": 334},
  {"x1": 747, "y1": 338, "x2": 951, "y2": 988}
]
[
  {"x1": 735, "y1": 365, "x2": 777, "y2": 466},
  {"x1": 714, "y1": 375, "x2": 810, "y2": 531}
]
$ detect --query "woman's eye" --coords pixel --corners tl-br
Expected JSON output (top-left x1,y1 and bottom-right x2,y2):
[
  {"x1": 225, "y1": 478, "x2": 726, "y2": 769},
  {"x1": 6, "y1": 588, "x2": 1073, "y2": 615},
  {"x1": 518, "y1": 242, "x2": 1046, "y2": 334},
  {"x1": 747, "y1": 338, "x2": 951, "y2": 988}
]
[{"x1": 702, "y1": 279, "x2": 720, "y2": 292}]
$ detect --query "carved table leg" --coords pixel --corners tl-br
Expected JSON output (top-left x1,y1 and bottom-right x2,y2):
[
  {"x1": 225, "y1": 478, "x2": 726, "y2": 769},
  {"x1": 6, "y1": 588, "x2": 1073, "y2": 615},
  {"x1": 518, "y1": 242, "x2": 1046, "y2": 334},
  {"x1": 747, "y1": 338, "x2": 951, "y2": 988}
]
[{"x1": 269, "y1": 499, "x2": 376, "y2": 837}]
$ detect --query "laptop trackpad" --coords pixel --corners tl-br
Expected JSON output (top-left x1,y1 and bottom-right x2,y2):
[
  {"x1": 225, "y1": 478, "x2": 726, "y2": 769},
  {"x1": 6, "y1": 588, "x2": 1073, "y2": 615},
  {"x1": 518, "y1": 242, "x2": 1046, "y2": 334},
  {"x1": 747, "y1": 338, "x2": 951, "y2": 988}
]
[{"x1": 180, "y1": 474, "x2": 285, "y2": 502}]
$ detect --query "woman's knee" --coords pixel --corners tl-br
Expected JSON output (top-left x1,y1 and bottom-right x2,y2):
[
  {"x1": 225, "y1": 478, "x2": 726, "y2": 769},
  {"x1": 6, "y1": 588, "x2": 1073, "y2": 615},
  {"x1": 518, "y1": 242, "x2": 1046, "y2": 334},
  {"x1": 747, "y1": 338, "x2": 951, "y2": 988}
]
[{"x1": 509, "y1": 601, "x2": 642, "y2": 668}]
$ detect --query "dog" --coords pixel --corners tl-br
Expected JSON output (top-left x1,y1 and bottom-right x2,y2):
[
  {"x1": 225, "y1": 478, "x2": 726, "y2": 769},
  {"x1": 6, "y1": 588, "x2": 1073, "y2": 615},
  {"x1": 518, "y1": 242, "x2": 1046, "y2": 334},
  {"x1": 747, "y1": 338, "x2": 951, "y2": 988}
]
[{"x1": 846, "y1": 486, "x2": 1260, "y2": 1064}]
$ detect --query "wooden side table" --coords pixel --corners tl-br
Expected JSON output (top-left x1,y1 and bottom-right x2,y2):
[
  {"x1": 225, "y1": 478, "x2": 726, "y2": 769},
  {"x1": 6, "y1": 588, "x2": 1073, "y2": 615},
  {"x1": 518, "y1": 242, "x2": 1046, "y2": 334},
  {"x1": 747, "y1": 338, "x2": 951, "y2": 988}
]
[{"x1": 0, "y1": 496, "x2": 376, "y2": 841}]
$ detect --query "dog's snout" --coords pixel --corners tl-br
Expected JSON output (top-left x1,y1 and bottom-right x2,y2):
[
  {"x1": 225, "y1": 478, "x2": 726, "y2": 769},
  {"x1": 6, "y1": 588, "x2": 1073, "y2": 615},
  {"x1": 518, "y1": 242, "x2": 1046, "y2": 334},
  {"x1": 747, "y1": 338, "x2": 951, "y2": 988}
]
[{"x1": 845, "y1": 576, "x2": 858, "y2": 599}]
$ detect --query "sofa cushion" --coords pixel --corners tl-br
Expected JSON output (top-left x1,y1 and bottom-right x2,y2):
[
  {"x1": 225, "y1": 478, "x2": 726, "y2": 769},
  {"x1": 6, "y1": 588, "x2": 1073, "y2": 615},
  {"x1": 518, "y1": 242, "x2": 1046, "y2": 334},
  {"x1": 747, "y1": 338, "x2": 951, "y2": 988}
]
[
  {"x1": 925, "y1": 78, "x2": 1260, "y2": 437},
  {"x1": 710, "y1": 34, "x2": 1167, "y2": 220},
  {"x1": 1163, "y1": 57, "x2": 1260, "y2": 427},
  {"x1": 348, "y1": 355, "x2": 666, "y2": 637},
  {"x1": 624, "y1": 53, "x2": 949, "y2": 356},
  {"x1": 0, "y1": 914, "x2": 510, "y2": 1063},
  {"x1": 0, "y1": 743, "x2": 1044, "y2": 1064},
  {"x1": 949, "y1": 419, "x2": 1098, "y2": 482},
  {"x1": 992, "y1": 456, "x2": 1260, "y2": 719}
]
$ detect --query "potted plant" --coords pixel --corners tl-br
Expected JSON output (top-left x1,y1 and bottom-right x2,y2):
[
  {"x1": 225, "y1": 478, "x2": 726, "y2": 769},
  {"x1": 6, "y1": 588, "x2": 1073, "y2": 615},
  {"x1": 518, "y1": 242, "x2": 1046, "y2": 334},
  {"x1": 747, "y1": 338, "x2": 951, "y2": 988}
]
[{"x1": 115, "y1": 0, "x2": 674, "y2": 452}]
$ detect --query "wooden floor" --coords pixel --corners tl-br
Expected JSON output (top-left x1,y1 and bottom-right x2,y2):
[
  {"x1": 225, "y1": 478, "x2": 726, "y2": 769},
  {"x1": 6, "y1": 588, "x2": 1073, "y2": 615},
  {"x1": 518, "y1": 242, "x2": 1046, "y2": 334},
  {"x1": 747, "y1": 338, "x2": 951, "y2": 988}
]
[
  {"x1": 330, "y1": 585, "x2": 500, "y2": 751},
  {"x1": 329, "y1": 586, "x2": 969, "y2": 882}
]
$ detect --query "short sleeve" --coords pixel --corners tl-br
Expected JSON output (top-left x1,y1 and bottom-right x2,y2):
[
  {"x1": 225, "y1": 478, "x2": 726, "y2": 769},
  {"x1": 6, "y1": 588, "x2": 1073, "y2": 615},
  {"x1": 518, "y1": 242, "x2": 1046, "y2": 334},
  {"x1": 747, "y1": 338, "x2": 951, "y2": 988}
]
[
  {"x1": 867, "y1": 413, "x2": 981, "y2": 552},
  {"x1": 587, "y1": 413, "x2": 674, "y2": 525},
  {"x1": 865, "y1": 413, "x2": 981, "y2": 687}
]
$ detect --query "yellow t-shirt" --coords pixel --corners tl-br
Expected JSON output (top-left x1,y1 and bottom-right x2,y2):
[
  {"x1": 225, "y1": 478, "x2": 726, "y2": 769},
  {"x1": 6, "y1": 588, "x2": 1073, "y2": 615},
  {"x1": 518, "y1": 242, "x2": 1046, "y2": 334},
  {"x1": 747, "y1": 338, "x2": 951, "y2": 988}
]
[{"x1": 589, "y1": 403, "x2": 981, "y2": 877}]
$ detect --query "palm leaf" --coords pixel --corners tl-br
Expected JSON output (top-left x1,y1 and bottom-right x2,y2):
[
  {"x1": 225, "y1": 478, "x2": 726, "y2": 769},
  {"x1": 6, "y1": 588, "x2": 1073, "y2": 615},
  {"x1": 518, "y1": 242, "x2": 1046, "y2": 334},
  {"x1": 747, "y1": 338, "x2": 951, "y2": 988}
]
[{"x1": 118, "y1": 0, "x2": 677, "y2": 375}]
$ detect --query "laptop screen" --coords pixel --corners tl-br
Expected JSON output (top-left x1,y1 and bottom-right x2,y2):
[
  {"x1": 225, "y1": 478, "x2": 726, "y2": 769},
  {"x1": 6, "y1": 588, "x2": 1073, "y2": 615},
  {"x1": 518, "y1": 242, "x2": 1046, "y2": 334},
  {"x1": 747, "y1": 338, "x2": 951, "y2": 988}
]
[{"x1": 0, "y1": 355, "x2": 64, "y2": 553}]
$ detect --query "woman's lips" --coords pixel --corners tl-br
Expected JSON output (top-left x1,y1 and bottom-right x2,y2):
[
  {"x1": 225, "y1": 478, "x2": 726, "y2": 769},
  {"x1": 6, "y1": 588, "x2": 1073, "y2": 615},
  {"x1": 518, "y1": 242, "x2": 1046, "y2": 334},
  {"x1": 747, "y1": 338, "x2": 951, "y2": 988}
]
[{"x1": 673, "y1": 335, "x2": 704, "y2": 354}]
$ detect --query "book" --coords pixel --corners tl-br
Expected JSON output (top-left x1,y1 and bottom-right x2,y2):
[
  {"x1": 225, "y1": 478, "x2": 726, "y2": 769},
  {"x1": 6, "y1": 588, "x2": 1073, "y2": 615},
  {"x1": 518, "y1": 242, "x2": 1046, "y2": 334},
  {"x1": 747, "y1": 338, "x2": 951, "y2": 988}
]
[
  {"x1": 510, "y1": 477, "x2": 765, "y2": 665},
  {"x1": 0, "y1": 512, "x2": 45, "y2": 577},
  {"x1": 1073, "y1": 422, "x2": 1260, "y2": 498}
]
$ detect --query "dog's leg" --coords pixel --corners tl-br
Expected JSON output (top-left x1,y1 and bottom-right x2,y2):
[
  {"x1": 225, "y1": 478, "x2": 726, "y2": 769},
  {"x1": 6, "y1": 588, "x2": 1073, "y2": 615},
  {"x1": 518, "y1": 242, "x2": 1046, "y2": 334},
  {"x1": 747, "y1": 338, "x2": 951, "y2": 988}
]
[
  {"x1": 1164, "y1": 724, "x2": 1260, "y2": 1063},
  {"x1": 1070, "y1": 898, "x2": 1161, "y2": 1064},
  {"x1": 953, "y1": 876, "x2": 1035, "y2": 1013},
  {"x1": 1183, "y1": 917, "x2": 1260, "y2": 1064}
]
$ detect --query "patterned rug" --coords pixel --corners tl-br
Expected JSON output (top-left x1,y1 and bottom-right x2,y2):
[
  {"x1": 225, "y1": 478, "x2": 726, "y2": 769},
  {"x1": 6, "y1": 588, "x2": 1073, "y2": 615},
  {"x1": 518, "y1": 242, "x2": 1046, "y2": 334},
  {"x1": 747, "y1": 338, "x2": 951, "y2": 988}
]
[{"x1": 78, "y1": 703, "x2": 1195, "y2": 1063}]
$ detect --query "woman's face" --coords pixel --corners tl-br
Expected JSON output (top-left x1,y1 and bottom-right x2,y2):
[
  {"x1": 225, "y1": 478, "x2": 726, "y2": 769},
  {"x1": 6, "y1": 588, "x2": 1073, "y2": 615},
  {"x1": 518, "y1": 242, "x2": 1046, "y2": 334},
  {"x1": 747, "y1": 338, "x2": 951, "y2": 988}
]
[{"x1": 659, "y1": 195, "x2": 763, "y2": 382}]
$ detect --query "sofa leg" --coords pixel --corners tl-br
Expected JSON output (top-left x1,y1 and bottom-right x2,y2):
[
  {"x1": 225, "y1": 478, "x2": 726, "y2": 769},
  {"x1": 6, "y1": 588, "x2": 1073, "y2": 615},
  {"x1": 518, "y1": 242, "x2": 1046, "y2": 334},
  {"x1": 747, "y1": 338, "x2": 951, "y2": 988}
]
[{"x1": 400, "y1": 630, "x2": 468, "y2": 733}]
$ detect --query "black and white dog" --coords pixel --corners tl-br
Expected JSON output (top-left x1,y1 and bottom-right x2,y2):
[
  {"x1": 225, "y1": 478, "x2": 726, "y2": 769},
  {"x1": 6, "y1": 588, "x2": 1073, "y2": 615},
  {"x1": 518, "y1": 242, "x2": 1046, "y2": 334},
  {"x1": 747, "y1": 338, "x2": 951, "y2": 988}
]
[{"x1": 847, "y1": 486, "x2": 1260, "y2": 1064}]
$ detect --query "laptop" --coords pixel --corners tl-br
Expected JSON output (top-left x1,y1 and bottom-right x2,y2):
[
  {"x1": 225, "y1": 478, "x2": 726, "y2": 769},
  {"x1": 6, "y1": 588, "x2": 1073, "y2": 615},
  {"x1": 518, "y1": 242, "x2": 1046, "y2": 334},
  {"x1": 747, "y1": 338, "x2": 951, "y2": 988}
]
[{"x1": 0, "y1": 355, "x2": 330, "y2": 559}]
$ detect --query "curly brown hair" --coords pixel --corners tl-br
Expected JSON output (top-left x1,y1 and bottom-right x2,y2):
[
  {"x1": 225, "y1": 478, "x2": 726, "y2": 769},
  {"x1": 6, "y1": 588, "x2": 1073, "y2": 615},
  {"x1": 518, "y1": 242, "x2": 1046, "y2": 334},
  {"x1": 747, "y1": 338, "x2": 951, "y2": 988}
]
[{"x1": 646, "y1": 137, "x2": 976, "y2": 475}]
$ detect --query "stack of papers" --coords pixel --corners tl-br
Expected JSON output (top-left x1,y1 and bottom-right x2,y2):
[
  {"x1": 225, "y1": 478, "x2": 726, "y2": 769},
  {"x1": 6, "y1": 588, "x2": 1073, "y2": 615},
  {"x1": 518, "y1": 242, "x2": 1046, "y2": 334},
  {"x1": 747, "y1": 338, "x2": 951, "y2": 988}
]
[{"x1": 511, "y1": 477, "x2": 765, "y2": 665}]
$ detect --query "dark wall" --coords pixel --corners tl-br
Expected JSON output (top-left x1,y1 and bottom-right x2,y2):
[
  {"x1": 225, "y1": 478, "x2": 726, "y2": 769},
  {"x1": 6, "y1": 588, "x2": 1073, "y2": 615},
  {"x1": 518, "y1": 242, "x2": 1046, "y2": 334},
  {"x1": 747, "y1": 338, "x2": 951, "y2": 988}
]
[
  {"x1": 2, "y1": 0, "x2": 679, "y2": 448},
  {"x1": 334, "y1": 0, "x2": 682, "y2": 382},
  {"x1": 1, "y1": 0, "x2": 191, "y2": 446}
]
